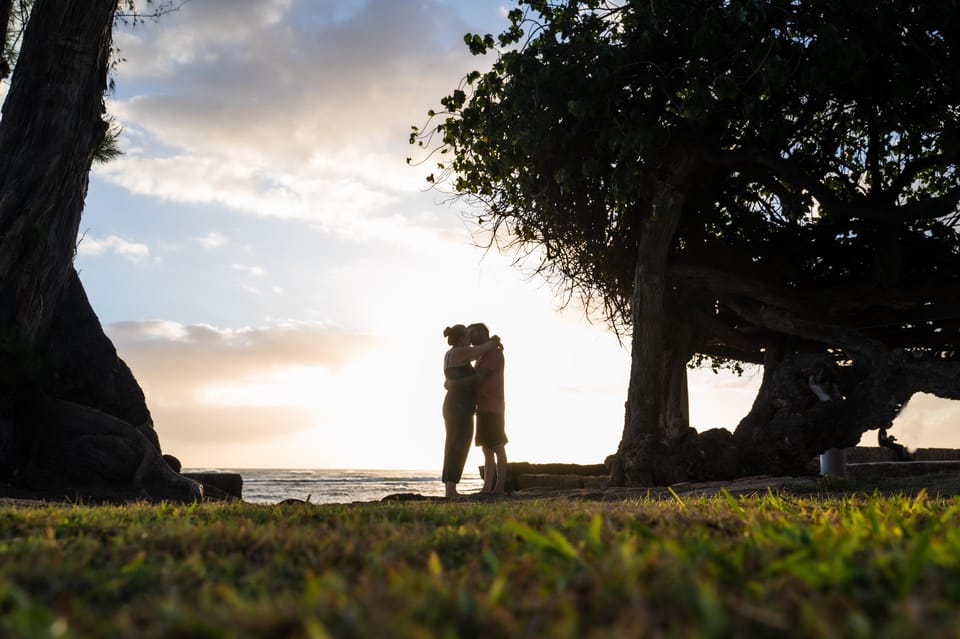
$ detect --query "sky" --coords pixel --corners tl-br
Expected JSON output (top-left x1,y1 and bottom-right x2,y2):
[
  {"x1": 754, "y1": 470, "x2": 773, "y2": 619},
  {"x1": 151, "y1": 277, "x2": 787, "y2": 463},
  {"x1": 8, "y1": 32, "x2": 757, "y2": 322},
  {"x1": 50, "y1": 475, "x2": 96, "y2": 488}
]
[{"x1": 56, "y1": 0, "x2": 959, "y2": 471}]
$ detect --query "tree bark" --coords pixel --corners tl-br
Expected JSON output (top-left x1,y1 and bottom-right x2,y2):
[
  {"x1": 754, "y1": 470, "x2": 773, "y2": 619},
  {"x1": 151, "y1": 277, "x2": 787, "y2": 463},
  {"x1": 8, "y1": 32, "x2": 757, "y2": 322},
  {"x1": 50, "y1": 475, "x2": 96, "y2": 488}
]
[
  {"x1": 613, "y1": 164, "x2": 694, "y2": 486},
  {"x1": 611, "y1": 156, "x2": 958, "y2": 486},
  {"x1": 728, "y1": 346, "x2": 960, "y2": 477},
  {"x1": 0, "y1": 0, "x2": 198, "y2": 501},
  {"x1": 0, "y1": 0, "x2": 116, "y2": 354},
  {"x1": 42, "y1": 268, "x2": 160, "y2": 451},
  {"x1": 659, "y1": 303, "x2": 692, "y2": 442},
  {"x1": 614, "y1": 343, "x2": 960, "y2": 484}
]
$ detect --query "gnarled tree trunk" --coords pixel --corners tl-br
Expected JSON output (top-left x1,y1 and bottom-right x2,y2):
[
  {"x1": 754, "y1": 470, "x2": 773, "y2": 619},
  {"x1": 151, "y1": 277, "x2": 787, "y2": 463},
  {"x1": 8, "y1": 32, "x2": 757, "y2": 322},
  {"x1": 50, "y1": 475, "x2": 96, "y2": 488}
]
[
  {"x1": 631, "y1": 338, "x2": 960, "y2": 486},
  {"x1": 612, "y1": 161, "x2": 697, "y2": 486},
  {"x1": 0, "y1": 0, "x2": 198, "y2": 501},
  {"x1": 731, "y1": 347, "x2": 960, "y2": 477}
]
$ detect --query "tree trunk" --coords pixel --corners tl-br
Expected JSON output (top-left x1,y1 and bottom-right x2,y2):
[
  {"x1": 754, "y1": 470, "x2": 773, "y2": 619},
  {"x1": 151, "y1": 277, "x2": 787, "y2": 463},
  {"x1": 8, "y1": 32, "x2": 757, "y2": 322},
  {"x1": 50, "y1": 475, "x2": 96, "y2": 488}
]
[
  {"x1": 724, "y1": 344, "x2": 960, "y2": 477},
  {"x1": 42, "y1": 268, "x2": 160, "y2": 452},
  {"x1": 0, "y1": 0, "x2": 198, "y2": 501},
  {"x1": 0, "y1": 0, "x2": 117, "y2": 353},
  {"x1": 659, "y1": 303, "x2": 692, "y2": 442},
  {"x1": 728, "y1": 344, "x2": 833, "y2": 476},
  {"x1": 722, "y1": 296, "x2": 960, "y2": 477},
  {"x1": 615, "y1": 343, "x2": 960, "y2": 485},
  {"x1": 613, "y1": 166, "x2": 694, "y2": 486},
  {"x1": 610, "y1": 152, "x2": 958, "y2": 485}
]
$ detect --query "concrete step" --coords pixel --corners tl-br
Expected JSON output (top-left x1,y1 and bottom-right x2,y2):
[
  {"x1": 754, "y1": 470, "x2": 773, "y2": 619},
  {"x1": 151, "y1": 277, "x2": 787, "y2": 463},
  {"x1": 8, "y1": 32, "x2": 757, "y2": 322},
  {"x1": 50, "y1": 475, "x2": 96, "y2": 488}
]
[{"x1": 846, "y1": 460, "x2": 960, "y2": 478}]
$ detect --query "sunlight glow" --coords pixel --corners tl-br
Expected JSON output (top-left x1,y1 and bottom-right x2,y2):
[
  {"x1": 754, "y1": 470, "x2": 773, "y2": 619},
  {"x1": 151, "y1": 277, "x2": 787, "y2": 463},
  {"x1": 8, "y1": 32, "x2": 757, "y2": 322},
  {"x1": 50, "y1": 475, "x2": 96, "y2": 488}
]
[{"x1": 198, "y1": 366, "x2": 335, "y2": 408}]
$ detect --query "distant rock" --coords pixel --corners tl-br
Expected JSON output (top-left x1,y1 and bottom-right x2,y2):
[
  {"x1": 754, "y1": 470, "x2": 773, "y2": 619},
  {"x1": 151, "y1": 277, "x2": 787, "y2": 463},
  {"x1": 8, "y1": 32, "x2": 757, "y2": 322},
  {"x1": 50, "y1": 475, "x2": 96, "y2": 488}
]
[
  {"x1": 162, "y1": 454, "x2": 182, "y2": 473},
  {"x1": 183, "y1": 472, "x2": 242, "y2": 501},
  {"x1": 382, "y1": 492, "x2": 432, "y2": 502}
]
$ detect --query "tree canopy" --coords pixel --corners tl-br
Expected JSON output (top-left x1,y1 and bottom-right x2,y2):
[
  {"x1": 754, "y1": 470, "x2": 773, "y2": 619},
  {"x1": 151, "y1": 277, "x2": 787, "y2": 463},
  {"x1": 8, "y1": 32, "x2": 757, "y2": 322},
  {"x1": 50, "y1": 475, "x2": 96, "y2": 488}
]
[
  {"x1": 414, "y1": 0, "x2": 960, "y2": 482},
  {"x1": 416, "y1": 0, "x2": 960, "y2": 363}
]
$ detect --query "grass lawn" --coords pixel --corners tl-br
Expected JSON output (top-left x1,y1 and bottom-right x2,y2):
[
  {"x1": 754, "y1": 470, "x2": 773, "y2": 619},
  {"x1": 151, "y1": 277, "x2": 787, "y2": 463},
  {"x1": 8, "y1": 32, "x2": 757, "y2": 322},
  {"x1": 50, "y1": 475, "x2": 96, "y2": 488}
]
[{"x1": 2, "y1": 482, "x2": 960, "y2": 638}]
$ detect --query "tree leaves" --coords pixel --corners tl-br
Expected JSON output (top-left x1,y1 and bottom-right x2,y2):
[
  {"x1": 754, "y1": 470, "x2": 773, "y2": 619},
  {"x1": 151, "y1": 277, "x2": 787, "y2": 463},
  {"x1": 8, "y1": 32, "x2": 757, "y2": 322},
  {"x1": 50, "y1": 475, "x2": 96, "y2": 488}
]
[
  {"x1": 464, "y1": 32, "x2": 496, "y2": 56},
  {"x1": 412, "y1": 0, "x2": 960, "y2": 361}
]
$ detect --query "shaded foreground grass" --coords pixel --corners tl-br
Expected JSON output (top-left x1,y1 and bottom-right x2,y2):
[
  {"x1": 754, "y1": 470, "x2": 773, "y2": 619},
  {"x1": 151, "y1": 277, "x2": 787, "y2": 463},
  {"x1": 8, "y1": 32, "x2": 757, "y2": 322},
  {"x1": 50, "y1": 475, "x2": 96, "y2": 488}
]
[{"x1": 2, "y1": 489, "x2": 960, "y2": 638}]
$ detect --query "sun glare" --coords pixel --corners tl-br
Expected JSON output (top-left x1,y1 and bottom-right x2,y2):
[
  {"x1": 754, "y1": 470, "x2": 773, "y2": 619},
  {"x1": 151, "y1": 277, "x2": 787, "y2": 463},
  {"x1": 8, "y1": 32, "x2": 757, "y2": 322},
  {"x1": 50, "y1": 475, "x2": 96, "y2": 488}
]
[{"x1": 197, "y1": 366, "x2": 336, "y2": 408}]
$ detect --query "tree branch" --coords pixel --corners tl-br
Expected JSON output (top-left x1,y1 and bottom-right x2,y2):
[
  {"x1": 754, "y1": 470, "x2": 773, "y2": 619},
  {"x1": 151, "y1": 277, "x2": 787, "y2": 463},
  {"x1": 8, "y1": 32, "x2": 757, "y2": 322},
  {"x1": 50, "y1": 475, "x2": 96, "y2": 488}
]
[
  {"x1": 114, "y1": 0, "x2": 191, "y2": 23},
  {"x1": 706, "y1": 146, "x2": 960, "y2": 224},
  {"x1": 888, "y1": 141, "x2": 960, "y2": 200},
  {"x1": 0, "y1": 0, "x2": 12, "y2": 80},
  {"x1": 669, "y1": 253, "x2": 811, "y2": 316},
  {"x1": 723, "y1": 298, "x2": 887, "y2": 357},
  {"x1": 703, "y1": 147, "x2": 850, "y2": 215}
]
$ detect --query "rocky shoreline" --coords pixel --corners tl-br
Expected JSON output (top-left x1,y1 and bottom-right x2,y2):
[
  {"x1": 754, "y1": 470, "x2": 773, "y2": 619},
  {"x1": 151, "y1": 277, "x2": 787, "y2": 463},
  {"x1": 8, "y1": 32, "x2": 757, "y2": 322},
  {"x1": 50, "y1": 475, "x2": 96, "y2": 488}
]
[
  {"x1": 0, "y1": 470, "x2": 244, "y2": 505},
  {"x1": 3, "y1": 447, "x2": 960, "y2": 506},
  {"x1": 382, "y1": 446, "x2": 960, "y2": 504}
]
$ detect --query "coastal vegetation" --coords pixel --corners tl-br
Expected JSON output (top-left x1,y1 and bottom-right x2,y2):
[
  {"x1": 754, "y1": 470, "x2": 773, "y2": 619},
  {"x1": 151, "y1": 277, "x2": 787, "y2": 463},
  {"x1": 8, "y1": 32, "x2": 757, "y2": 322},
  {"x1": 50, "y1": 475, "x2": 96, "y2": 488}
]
[
  {"x1": 4, "y1": 484, "x2": 960, "y2": 637},
  {"x1": 413, "y1": 0, "x2": 960, "y2": 484}
]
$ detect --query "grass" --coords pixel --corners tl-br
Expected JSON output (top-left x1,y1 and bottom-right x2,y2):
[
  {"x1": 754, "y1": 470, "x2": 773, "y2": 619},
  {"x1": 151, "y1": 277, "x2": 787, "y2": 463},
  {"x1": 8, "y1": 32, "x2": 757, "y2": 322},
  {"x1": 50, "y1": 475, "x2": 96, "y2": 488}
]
[{"x1": 2, "y1": 488, "x2": 960, "y2": 638}]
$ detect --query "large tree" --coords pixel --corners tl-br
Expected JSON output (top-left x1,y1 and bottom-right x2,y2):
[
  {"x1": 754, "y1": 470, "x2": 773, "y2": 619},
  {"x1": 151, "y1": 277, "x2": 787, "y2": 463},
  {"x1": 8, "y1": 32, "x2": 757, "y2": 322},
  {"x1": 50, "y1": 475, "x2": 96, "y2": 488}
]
[
  {"x1": 414, "y1": 0, "x2": 960, "y2": 484},
  {"x1": 0, "y1": 0, "x2": 198, "y2": 500}
]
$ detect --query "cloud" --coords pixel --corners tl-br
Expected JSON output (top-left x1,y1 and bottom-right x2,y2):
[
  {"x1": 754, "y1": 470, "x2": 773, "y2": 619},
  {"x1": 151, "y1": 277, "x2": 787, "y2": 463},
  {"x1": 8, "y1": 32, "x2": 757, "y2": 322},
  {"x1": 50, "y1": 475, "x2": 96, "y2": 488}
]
[
  {"x1": 106, "y1": 319, "x2": 384, "y2": 446},
  {"x1": 112, "y1": 0, "x2": 484, "y2": 155},
  {"x1": 154, "y1": 405, "x2": 317, "y2": 444},
  {"x1": 96, "y1": 0, "x2": 502, "y2": 241},
  {"x1": 97, "y1": 152, "x2": 399, "y2": 239},
  {"x1": 115, "y1": 0, "x2": 295, "y2": 79},
  {"x1": 108, "y1": 320, "x2": 380, "y2": 391},
  {"x1": 193, "y1": 231, "x2": 229, "y2": 249},
  {"x1": 240, "y1": 284, "x2": 262, "y2": 296},
  {"x1": 77, "y1": 234, "x2": 150, "y2": 262},
  {"x1": 230, "y1": 264, "x2": 266, "y2": 277}
]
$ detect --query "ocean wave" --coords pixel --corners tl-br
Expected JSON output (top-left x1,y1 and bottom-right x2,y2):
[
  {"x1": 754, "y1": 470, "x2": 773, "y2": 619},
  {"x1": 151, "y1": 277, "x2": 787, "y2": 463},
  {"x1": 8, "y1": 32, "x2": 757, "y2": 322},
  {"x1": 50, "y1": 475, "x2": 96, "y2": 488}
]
[{"x1": 190, "y1": 469, "x2": 484, "y2": 504}]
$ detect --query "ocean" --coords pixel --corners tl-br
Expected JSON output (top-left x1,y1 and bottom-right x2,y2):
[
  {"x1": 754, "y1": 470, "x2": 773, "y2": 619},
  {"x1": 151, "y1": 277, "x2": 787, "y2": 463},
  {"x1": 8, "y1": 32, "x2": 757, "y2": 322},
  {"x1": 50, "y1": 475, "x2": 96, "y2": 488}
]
[{"x1": 187, "y1": 469, "x2": 485, "y2": 504}]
